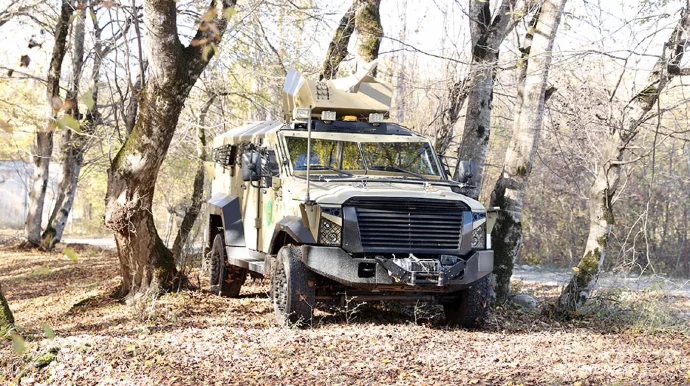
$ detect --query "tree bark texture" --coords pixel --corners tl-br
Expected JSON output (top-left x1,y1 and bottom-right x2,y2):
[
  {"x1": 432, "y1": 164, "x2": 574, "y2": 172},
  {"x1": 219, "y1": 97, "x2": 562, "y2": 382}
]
[
  {"x1": 452, "y1": 0, "x2": 522, "y2": 198},
  {"x1": 320, "y1": 4, "x2": 355, "y2": 80},
  {"x1": 44, "y1": 6, "x2": 86, "y2": 247},
  {"x1": 354, "y1": 0, "x2": 382, "y2": 75},
  {"x1": 557, "y1": 5, "x2": 690, "y2": 311},
  {"x1": 431, "y1": 0, "x2": 521, "y2": 160},
  {"x1": 433, "y1": 75, "x2": 470, "y2": 154},
  {"x1": 0, "y1": 283, "x2": 13, "y2": 334},
  {"x1": 25, "y1": 0, "x2": 73, "y2": 246},
  {"x1": 556, "y1": 138, "x2": 621, "y2": 310},
  {"x1": 124, "y1": 60, "x2": 148, "y2": 136},
  {"x1": 490, "y1": 0, "x2": 565, "y2": 303},
  {"x1": 104, "y1": 0, "x2": 237, "y2": 301},
  {"x1": 391, "y1": 0, "x2": 408, "y2": 124},
  {"x1": 45, "y1": 130, "x2": 71, "y2": 233},
  {"x1": 171, "y1": 94, "x2": 214, "y2": 264}
]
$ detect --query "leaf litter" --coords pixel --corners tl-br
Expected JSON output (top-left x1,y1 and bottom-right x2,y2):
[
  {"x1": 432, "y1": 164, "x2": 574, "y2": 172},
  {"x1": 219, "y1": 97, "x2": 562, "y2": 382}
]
[{"x1": 0, "y1": 245, "x2": 689, "y2": 385}]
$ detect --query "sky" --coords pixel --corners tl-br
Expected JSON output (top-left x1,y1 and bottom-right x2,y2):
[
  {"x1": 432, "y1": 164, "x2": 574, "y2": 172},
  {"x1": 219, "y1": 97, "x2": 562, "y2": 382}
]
[
  {"x1": 285, "y1": 0, "x2": 685, "y2": 96},
  {"x1": 1, "y1": 0, "x2": 687, "y2": 108}
]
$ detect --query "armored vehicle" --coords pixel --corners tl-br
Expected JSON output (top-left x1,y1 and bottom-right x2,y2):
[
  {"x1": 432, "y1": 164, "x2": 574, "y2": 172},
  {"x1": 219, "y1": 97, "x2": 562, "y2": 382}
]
[{"x1": 206, "y1": 66, "x2": 497, "y2": 327}]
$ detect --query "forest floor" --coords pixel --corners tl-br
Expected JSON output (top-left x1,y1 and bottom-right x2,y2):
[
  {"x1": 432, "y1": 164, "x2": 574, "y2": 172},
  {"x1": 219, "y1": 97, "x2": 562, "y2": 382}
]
[{"x1": 1, "y1": 244, "x2": 690, "y2": 385}]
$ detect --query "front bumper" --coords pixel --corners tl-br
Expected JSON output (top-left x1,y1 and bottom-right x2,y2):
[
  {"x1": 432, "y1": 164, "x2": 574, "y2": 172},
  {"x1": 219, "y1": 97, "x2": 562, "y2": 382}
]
[{"x1": 300, "y1": 246, "x2": 493, "y2": 292}]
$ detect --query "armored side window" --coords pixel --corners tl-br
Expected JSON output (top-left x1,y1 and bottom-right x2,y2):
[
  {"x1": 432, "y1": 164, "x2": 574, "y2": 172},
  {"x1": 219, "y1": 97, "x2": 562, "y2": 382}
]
[
  {"x1": 266, "y1": 149, "x2": 280, "y2": 176},
  {"x1": 213, "y1": 144, "x2": 237, "y2": 168}
]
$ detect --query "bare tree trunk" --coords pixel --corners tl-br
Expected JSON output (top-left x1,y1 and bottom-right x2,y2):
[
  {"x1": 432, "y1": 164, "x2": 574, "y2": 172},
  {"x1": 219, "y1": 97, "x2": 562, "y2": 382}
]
[
  {"x1": 45, "y1": 131, "x2": 71, "y2": 231},
  {"x1": 658, "y1": 144, "x2": 674, "y2": 264},
  {"x1": 558, "y1": 5, "x2": 690, "y2": 311},
  {"x1": 353, "y1": 0, "x2": 382, "y2": 74},
  {"x1": 50, "y1": 5, "x2": 110, "y2": 248},
  {"x1": 104, "y1": 0, "x2": 237, "y2": 301},
  {"x1": 431, "y1": 0, "x2": 520, "y2": 156},
  {"x1": 171, "y1": 94, "x2": 215, "y2": 264},
  {"x1": 433, "y1": 76, "x2": 471, "y2": 154},
  {"x1": 25, "y1": 0, "x2": 73, "y2": 246},
  {"x1": 320, "y1": 4, "x2": 355, "y2": 80},
  {"x1": 0, "y1": 283, "x2": 13, "y2": 335},
  {"x1": 44, "y1": 5, "x2": 86, "y2": 247},
  {"x1": 319, "y1": 0, "x2": 381, "y2": 80},
  {"x1": 45, "y1": 136, "x2": 70, "y2": 229},
  {"x1": 391, "y1": 0, "x2": 407, "y2": 123},
  {"x1": 50, "y1": 154, "x2": 81, "y2": 244},
  {"x1": 557, "y1": 139, "x2": 621, "y2": 310},
  {"x1": 452, "y1": 0, "x2": 524, "y2": 198},
  {"x1": 685, "y1": 146, "x2": 690, "y2": 275},
  {"x1": 124, "y1": 60, "x2": 148, "y2": 136},
  {"x1": 489, "y1": 0, "x2": 565, "y2": 303},
  {"x1": 433, "y1": 0, "x2": 521, "y2": 159}
]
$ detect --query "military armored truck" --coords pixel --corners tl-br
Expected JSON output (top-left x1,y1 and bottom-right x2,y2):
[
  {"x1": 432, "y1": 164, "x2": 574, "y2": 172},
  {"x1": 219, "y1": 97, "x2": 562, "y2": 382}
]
[{"x1": 206, "y1": 66, "x2": 497, "y2": 327}]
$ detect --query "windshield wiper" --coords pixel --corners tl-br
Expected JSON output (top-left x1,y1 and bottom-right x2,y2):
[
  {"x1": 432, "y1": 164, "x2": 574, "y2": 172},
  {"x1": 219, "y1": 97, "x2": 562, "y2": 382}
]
[
  {"x1": 369, "y1": 165, "x2": 427, "y2": 180},
  {"x1": 308, "y1": 164, "x2": 353, "y2": 176}
]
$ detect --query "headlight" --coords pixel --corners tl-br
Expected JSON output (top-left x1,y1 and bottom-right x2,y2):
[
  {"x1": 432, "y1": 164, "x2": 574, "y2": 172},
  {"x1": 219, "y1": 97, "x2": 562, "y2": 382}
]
[
  {"x1": 318, "y1": 207, "x2": 342, "y2": 246},
  {"x1": 471, "y1": 211, "x2": 487, "y2": 250},
  {"x1": 471, "y1": 223, "x2": 486, "y2": 249}
]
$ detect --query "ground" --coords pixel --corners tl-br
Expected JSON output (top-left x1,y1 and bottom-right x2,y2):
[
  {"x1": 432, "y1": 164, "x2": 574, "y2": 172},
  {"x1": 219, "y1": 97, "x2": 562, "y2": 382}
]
[{"x1": 1, "y1": 243, "x2": 689, "y2": 385}]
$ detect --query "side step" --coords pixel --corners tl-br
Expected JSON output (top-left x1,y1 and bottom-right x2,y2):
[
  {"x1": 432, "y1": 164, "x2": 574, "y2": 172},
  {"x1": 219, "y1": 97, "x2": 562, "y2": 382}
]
[
  {"x1": 225, "y1": 247, "x2": 267, "y2": 275},
  {"x1": 227, "y1": 257, "x2": 265, "y2": 275}
]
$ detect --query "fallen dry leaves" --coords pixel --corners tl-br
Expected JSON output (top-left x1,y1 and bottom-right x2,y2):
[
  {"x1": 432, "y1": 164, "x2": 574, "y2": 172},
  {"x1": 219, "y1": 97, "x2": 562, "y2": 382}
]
[{"x1": 1, "y1": 245, "x2": 689, "y2": 385}]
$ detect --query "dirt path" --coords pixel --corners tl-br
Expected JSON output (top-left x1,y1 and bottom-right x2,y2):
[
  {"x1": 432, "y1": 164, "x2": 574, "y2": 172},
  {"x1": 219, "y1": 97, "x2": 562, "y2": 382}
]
[
  {"x1": 54, "y1": 234, "x2": 690, "y2": 297},
  {"x1": 514, "y1": 265, "x2": 690, "y2": 297},
  {"x1": 35, "y1": 233, "x2": 690, "y2": 296},
  {"x1": 61, "y1": 236, "x2": 117, "y2": 249}
]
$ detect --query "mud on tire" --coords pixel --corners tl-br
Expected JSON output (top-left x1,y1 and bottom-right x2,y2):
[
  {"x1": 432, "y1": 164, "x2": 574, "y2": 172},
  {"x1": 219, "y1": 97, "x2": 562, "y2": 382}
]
[
  {"x1": 209, "y1": 234, "x2": 247, "y2": 297},
  {"x1": 270, "y1": 246, "x2": 315, "y2": 327},
  {"x1": 443, "y1": 274, "x2": 490, "y2": 328}
]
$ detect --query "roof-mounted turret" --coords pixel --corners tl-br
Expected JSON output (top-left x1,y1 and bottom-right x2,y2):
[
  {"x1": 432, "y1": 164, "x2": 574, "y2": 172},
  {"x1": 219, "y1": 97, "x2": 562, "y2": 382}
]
[{"x1": 282, "y1": 61, "x2": 392, "y2": 121}]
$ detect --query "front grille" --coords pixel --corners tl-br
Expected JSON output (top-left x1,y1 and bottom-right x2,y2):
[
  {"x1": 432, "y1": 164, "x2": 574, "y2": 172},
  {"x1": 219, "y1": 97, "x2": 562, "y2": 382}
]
[{"x1": 347, "y1": 198, "x2": 469, "y2": 252}]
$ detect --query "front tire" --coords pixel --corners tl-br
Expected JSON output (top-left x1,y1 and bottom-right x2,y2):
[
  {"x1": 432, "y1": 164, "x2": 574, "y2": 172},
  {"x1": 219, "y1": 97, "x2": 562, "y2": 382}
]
[
  {"x1": 443, "y1": 275, "x2": 490, "y2": 328},
  {"x1": 270, "y1": 246, "x2": 315, "y2": 327},
  {"x1": 209, "y1": 234, "x2": 247, "y2": 297}
]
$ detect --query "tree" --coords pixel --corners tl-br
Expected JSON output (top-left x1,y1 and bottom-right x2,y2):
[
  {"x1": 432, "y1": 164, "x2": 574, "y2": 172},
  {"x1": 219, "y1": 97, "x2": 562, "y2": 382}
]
[
  {"x1": 171, "y1": 92, "x2": 216, "y2": 264},
  {"x1": 43, "y1": 3, "x2": 86, "y2": 247},
  {"x1": 104, "y1": 0, "x2": 237, "y2": 301},
  {"x1": 353, "y1": 0, "x2": 382, "y2": 74},
  {"x1": 320, "y1": 0, "x2": 382, "y2": 80},
  {"x1": 124, "y1": 61, "x2": 148, "y2": 136},
  {"x1": 43, "y1": 3, "x2": 130, "y2": 248},
  {"x1": 0, "y1": 0, "x2": 46, "y2": 29},
  {"x1": 489, "y1": 0, "x2": 567, "y2": 303},
  {"x1": 557, "y1": 3, "x2": 690, "y2": 311},
  {"x1": 431, "y1": 0, "x2": 526, "y2": 189},
  {"x1": 390, "y1": 0, "x2": 408, "y2": 123},
  {"x1": 25, "y1": 0, "x2": 74, "y2": 246},
  {"x1": 320, "y1": 4, "x2": 355, "y2": 80},
  {"x1": 0, "y1": 283, "x2": 13, "y2": 335},
  {"x1": 451, "y1": 0, "x2": 530, "y2": 198}
]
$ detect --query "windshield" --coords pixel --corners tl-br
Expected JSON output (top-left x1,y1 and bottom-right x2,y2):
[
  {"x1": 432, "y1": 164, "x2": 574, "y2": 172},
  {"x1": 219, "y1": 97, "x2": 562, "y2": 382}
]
[{"x1": 285, "y1": 137, "x2": 441, "y2": 177}]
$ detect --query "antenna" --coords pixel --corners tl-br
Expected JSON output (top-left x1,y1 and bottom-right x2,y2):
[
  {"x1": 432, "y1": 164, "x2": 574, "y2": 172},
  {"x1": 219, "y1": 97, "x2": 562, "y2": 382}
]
[{"x1": 305, "y1": 105, "x2": 313, "y2": 202}]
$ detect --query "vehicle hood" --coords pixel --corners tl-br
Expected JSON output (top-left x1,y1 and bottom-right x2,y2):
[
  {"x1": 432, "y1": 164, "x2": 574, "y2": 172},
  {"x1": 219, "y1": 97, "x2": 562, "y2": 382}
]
[{"x1": 281, "y1": 177, "x2": 485, "y2": 211}]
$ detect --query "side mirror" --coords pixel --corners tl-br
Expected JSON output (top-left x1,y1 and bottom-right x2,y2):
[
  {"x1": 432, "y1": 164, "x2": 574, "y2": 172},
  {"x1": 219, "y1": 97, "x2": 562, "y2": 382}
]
[
  {"x1": 241, "y1": 151, "x2": 262, "y2": 182},
  {"x1": 457, "y1": 161, "x2": 474, "y2": 184}
]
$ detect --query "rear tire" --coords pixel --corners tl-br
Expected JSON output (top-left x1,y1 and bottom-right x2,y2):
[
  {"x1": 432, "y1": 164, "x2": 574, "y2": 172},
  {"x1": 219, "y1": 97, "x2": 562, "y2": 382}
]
[
  {"x1": 209, "y1": 234, "x2": 247, "y2": 297},
  {"x1": 443, "y1": 275, "x2": 490, "y2": 328},
  {"x1": 270, "y1": 246, "x2": 315, "y2": 327}
]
